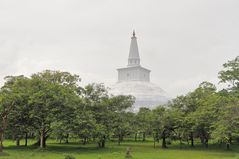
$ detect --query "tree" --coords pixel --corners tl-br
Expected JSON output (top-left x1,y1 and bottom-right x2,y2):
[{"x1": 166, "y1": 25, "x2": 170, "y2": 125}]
[
  {"x1": 212, "y1": 96, "x2": 239, "y2": 150},
  {"x1": 152, "y1": 106, "x2": 181, "y2": 148},
  {"x1": 190, "y1": 82, "x2": 218, "y2": 148},
  {"x1": 110, "y1": 95, "x2": 135, "y2": 145},
  {"x1": 215, "y1": 56, "x2": 239, "y2": 149},
  {"x1": 168, "y1": 82, "x2": 217, "y2": 148},
  {"x1": 169, "y1": 94, "x2": 197, "y2": 147},
  {"x1": 5, "y1": 76, "x2": 35, "y2": 147},
  {"x1": 74, "y1": 110, "x2": 96, "y2": 145},
  {"x1": 168, "y1": 96, "x2": 188, "y2": 147},
  {"x1": 0, "y1": 94, "x2": 15, "y2": 152},
  {"x1": 83, "y1": 84, "x2": 134, "y2": 148},
  {"x1": 29, "y1": 70, "x2": 81, "y2": 148},
  {"x1": 136, "y1": 107, "x2": 152, "y2": 142},
  {"x1": 112, "y1": 111, "x2": 133, "y2": 145},
  {"x1": 82, "y1": 83, "x2": 110, "y2": 148},
  {"x1": 218, "y1": 56, "x2": 239, "y2": 89},
  {"x1": 0, "y1": 76, "x2": 30, "y2": 151},
  {"x1": 51, "y1": 96, "x2": 81, "y2": 144}
]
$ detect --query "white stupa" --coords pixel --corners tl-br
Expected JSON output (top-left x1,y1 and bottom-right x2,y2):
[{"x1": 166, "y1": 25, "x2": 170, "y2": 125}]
[{"x1": 110, "y1": 31, "x2": 170, "y2": 112}]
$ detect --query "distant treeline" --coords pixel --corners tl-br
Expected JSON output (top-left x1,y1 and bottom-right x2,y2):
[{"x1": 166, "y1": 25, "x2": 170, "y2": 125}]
[{"x1": 0, "y1": 56, "x2": 238, "y2": 152}]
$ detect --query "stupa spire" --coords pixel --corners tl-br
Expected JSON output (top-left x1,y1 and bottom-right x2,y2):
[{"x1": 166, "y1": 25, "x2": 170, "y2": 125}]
[
  {"x1": 133, "y1": 30, "x2": 136, "y2": 37},
  {"x1": 128, "y1": 30, "x2": 140, "y2": 66}
]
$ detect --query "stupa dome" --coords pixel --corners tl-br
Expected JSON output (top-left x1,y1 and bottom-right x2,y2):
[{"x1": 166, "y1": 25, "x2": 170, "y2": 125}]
[{"x1": 110, "y1": 81, "x2": 170, "y2": 112}]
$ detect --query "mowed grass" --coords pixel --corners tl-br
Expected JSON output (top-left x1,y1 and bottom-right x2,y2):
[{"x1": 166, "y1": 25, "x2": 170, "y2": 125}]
[{"x1": 0, "y1": 139, "x2": 239, "y2": 159}]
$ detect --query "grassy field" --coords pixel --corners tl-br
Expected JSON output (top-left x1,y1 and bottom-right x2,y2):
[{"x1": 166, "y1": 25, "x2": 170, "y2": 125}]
[{"x1": 0, "y1": 140, "x2": 239, "y2": 159}]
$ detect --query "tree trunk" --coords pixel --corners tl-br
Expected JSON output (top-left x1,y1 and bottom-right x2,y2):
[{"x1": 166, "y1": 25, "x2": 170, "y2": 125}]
[
  {"x1": 65, "y1": 134, "x2": 69, "y2": 144},
  {"x1": 83, "y1": 137, "x2": 87, "y2": 145},
  {"x1": 98, "y1": 136, "x2": 106, "y2": 148},
  {"x1": 0, "y1": 131, "x2": 3, "y2": 152},
  {"x1": 154, "y1": 139, "x2": 156, "y2": 149},
  {"x1": 205, "y1": 138, "x2": 208, "y2": 148},
  {"x1": 200, "y1": 136, "x2": 204, "y2": 144},
  {"x1": 142, "y1": 132, "x2": 146, "y2": 142},
  {"x1": 190, "y1": 132, "x2": 194, "y2": 147},
  {"x1": 59, "y1": 137, "x2": 62, "y2": 144},
  {"x1": 98, "y1": 142, "x2": 101, "y2": 148},
  {"x1": 43, "y1": 136, "x2": 47, "y2": 147},
  {"x1": 118, "y1": 134, "x2": 121, "y2": 146},
  {"x1": 218, "y1": 140, "x2": 222, "y2": 148},
  {"x1": 134, "y1": 133, "x2": 137, "y2": 141},
  {"x1": 120, "y1": 135, "x2": 123, "y2": 142},
  {"x1": 40, "y1": 134, "x2": 44, "y2": 148},
  {"x1": 16, "y1": 138, "x2": 20, "y2": 146},
  {"x1": 153, "y1": 134, "x2": 156, "y2": 149},
  {"x1": 229, "y1": 137, "x2": 232, "y2": 144},
  {"x1": 191, "y1": 137, "x2": 194, "y2": 147},
  {"x1": 226, "y1": 142, "x2": 230, "y2": 150},
  {"x1": 102, "y1": 135, "x2": 106, "y2": 148},
  {"x1": 40, "y1": 128, "x2": 45, "y2": 148},
  {"x1": 102, "y1": 140, "x2": 105, "y2": 148},
  {"x1": 162, "y1": 134, "x2": 167, "y2": 148},
  {"x1": 25, "y1": 133, "x2": 28, "y2": 147},
  {"x1": 0, "y1": 115, "x2": 9, "y2": 153}
]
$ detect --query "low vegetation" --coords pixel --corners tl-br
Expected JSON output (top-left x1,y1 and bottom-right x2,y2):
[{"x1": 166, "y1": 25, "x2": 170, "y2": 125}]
[{"x1": 1, "y1": 139, "x2": 239, "y2": 159}]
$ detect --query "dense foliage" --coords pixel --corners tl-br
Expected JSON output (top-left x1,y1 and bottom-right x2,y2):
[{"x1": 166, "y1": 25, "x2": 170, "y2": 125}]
[{"x1": 0, "y1": 56, "x2": 238, "y2": 152}]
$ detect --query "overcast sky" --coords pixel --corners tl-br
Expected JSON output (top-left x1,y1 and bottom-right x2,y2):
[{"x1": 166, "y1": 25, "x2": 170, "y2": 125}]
[{"x1": 0, "y1": 0, "x2": 238, "y2": 97}]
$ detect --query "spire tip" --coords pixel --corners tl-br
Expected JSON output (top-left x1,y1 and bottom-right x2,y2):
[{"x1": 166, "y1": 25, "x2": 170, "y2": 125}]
[{"x1": 133, "y1": 30, "x2": 135, "y2": 37}]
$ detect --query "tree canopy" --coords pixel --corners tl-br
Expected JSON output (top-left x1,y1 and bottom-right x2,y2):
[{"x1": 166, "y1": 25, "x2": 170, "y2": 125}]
[{"x1": 0, "y1": 56, "x2": 239, "y2": 151}]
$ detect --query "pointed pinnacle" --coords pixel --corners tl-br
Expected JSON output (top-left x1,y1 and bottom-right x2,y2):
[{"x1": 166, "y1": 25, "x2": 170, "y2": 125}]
[{"x1": 133, "y1": 30, "x2": 135, "y2": 37}]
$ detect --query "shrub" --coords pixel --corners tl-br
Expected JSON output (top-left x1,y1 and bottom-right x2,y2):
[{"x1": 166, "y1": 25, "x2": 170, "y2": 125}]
[
  {"x1": 125, "y1": 147, "x2": 132, "y2": 158},
  {"x1": 64, "y1": 154, "x2": 75, "y2": 159}
]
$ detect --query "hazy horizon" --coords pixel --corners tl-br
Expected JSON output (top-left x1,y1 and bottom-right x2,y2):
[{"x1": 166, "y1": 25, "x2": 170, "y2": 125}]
[{"x1": 0, "y1": 0, "x2": 239, "y2": 97}]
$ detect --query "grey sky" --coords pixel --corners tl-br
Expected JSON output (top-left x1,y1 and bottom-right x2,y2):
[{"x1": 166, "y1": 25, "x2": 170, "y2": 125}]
[{"x1": 0, "y1": 0, "x2": 238, "y2": 97}]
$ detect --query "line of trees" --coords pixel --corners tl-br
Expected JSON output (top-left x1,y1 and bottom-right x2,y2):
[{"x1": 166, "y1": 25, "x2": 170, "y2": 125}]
[
  {"x1": 0, "y1": 56, "x2": 238, "y2": 152},
  {"x1": 0, "y1": 70, "x2": 135, "y2": 151}
]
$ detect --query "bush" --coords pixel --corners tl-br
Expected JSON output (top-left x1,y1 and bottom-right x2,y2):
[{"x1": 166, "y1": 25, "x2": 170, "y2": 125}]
[
  {"x1": 64, "y1": 154, "x2": 75, "y2": 159},
  {"x1": 125, "y1": 147, "x2": 132, "y2": 158}
]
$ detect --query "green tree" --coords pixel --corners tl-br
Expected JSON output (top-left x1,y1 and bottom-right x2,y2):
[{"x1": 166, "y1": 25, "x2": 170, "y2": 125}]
[
  {"x1": 136, "y1": 107, "x2": 152, "y2": 142},
  {"x1": 214, "y1": 56, "x2": 239, "y2": 149},
  {"x1": 219, "y1": 56, "x2": 239, "y2": 89},
  {"x1": 0, "y1": 76, "x2": 29, "y2": 151},
  {"x1": 6, "y1": 76, "x2": 34, "y2": 147},
  {"x1": 83, "y1": 84, "x2": 134, "y2": 148},
  {"x1": 212, "y1": 95, "x2": 239, "y2": 150},
  {"x1": 29, "y1": 70, "x2": 81, "y2": 148},
  {"x1": 190, "y1": 82, "x2": 218, "y2": 148},
  {"x1": 152, "y1": 106, "x2": 181, "y2": 148},
  {"x1": 82, "y1": 83, "x2": 110, "y2": 148}
]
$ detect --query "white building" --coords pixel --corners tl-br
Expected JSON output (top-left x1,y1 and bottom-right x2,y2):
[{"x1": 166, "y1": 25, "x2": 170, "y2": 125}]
[
  {"x1": 110, "y1": 31, "x2": 170, "y2": 112},
  {"x1": 117, "y1": 31, "x2": 150, "y2": 82}
]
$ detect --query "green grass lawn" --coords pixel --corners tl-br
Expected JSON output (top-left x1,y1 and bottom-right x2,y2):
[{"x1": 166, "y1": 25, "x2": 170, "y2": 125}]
[{"x1": 0, "y1": 140, "x2": 239, "y2": 159}]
